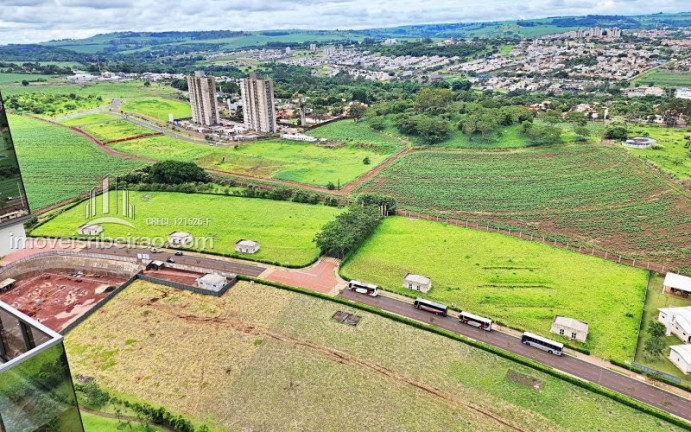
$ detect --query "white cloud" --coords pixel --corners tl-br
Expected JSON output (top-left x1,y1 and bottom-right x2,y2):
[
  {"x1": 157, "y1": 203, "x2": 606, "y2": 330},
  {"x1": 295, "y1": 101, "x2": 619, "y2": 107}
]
[{"x1": 0, "y1": 0, "x2": 687, "y2": 44}]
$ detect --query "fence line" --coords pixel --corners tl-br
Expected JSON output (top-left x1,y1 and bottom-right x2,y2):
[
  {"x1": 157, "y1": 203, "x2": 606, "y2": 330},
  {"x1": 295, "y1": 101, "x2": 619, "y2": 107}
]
[
  {"x1": 395, "y1": 210, "x2": 667, "y2": 274},
  {"x1": 0, "y1": 250, "x2": 140, "y2": 273}
]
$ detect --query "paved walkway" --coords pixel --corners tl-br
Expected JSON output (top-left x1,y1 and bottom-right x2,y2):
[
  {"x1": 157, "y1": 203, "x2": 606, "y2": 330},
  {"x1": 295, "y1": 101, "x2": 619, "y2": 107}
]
[{"x1": 263, "y1": 257, "x2": 345, "y2": 294}]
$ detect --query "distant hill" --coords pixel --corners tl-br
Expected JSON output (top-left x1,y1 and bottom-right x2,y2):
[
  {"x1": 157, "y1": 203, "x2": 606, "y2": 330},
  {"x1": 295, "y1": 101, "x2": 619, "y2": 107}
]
[{"x1": 1, "y1": 12, "x2": 689, "y2": 61}]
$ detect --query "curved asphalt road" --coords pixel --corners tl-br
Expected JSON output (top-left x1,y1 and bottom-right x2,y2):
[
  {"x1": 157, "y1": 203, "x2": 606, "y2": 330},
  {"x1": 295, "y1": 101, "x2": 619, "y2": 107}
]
[
  {"x1": 82, "y1": 245, "x2": 266, "y2": 277},
  {"x1": 340, "y1": 289, "x2": 691, "y2": 423}
]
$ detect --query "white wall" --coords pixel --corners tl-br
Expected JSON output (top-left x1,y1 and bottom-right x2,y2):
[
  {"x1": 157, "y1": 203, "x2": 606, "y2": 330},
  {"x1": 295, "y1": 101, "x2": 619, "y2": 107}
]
[{"x1": 0, "y1": 222, "x2": 26, "y2": 257}]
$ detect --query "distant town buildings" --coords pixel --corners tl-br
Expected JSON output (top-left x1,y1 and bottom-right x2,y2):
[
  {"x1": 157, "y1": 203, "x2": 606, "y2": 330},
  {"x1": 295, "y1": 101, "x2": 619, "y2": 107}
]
[
  {"x1": 675, "y1": 88, "x2": 691, "y2": 100},
  {"x1": 240, "y1": 72, "x2": 277, "y2": 134},
  {"x1": 566, "y1": 27, "x2": 622, "y2": 39},
  {"x1": 187, "y1": 71, "x2": 220, "y2": 126}
]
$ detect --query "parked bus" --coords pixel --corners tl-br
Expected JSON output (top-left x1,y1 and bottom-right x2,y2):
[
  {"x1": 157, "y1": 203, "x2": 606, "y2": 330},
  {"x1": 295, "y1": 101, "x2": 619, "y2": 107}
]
[
  {"x1": 459, "y1": 311, "x2": 492, "y2": 331},
  {"x1": 521, "y1": 332, "x2": 563, "y2": 356},
  {"x1": 347, "y1": 280, "x2": 379, "y2": 297},
  {"x1": 413, "y1": 298, "x2": 448, "y2": 317}
]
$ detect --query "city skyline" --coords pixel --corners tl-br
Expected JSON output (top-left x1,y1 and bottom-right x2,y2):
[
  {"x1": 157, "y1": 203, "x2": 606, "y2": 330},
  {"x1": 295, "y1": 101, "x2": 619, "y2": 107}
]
[{"x1": 0, "y1": 1, "x2": 688, "y2": 44}]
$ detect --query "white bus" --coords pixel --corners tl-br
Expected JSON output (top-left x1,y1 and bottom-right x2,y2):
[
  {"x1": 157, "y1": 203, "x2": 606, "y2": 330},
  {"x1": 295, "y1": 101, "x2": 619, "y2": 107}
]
[
  {"x1": 347, "y1": 280, "x2": 379, "y2": 297},
  {"x1": 413, "y1": 298, "x2": 448, "y2": 317},
  {"x1": 521, "y1": 332, "x2": 564, "y2": 356},
  {"x1": 458, "y1": 311, "x2": 492, "y2": 331}
]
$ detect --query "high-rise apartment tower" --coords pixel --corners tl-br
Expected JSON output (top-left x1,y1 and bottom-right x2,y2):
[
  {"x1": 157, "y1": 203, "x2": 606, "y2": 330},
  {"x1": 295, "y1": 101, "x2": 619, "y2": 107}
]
[
  {"x1": 187, "y1": 71, "x2": 220, "y2": 126},
  {"x1": 240, "y1": 73, "x2": 277, "y2": 134}
]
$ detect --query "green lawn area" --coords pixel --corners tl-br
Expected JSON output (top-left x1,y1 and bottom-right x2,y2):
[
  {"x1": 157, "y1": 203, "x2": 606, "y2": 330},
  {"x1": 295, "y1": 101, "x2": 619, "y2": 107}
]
[
  {"x1": 10, "y1": 114, "x2": 145, "y2": 210},
  {"x1": 307, "y1": 119, "x2": 405, "y2": 152},
  {"x1": 81, "y1": 411, "x2": 164, "y2": 432},
  {"x1": 621, "y1": 125, "x2": 691, "y2": 180},
  {"x1": 64, "y1": 280, "x2": 685, "y2": 431},
  {"x1": 0, "y1": 72, "x2": 56, "y2": 85},
  {"x1": 341, "y1": 216, "x2": 649, "y2": 360},
  {"x1": 633, "y1": 274, "x2": 691, "y2": 385},
  {"x1": 79, "y1": 118, "x2": 153, "y2": 142},
  {"x1": 32, "y1": 191, "x2": 340, "y2": 266},
  {"x1": 2, "y1": 80, "x2": 179, "y2": 99},
  {"x1": 110, "y1": 135, "x2": 394, "y2": 187},
  {"x1": 59, "y1": 113, "x2": 123, "y2": 126},
  {"x1": 500, "y1": 44, "x2": 514, "y2": 55},
  {"x1": 357, "y1": 144, "x2": 691, "y2": 269},
  {"x1": 120, "y1": 97, "x2": 191, "y2": 121},
  {"x1": 633, "y1": 69, "x2": 691, "y2": 88}
]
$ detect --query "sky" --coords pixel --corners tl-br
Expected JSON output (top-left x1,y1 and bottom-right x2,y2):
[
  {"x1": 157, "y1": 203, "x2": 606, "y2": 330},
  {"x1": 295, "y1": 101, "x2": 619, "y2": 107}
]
[{"x1": 0, "y1": 0, "x2": 688, "y2": 44}]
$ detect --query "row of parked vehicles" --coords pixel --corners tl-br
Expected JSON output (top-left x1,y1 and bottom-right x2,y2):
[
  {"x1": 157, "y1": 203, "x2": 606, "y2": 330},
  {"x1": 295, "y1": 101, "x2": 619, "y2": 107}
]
[{"x1": 348, "y1": 280, "x2": 564, "y2": 356}]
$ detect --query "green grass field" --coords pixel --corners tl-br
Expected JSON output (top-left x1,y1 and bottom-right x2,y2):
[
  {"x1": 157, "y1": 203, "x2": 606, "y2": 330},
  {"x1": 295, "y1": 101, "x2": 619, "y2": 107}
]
[
  {"x1": 633, "y1": 274, "x2": 691, "y2": 385},
  {"x1": 358, "y1": 144, "x2": 691, "y2": 269},
  {"x1": 308, "y1": 120, "x2": 406, "y2": 151},
  {"x1": 341, "y1": 216, "x2": 648, "y2": 359},
  {"x1": 10, "y1": 114, "x2": 144, "y2": 210},
  {"x1": 2, "y1": 80, "x2": 180, "y2": 99},
  {"x1": 81, "y1": 411, "x2": 164, "y2": 432},
  {"x1": 120, "y1": 97, "x2": 191, "y2": 122},
  {"x1": 64, "y1": 280, "x2": 685, "y2": 431},
  {"x1": 633, "y1": 69, "x2": 691, "y2": 88},
  {"x1": 59, "y1": 113, "x2": 123, "y2": 126},
  {"x1": 110, "y1": 134, "x2": 395, "y2": 186},
  {"x1": 32, "y1": 191, "x2": 340, "y2": 266},
  {"x1": 0, "y1": 72, "x2": 56, "y2": 85},
  {"x1": 78, "y1": 118, "x2": 153, "y2": 142},
  {"x1": 621, "y1": 125, "x2": 691, "y2": 180}
]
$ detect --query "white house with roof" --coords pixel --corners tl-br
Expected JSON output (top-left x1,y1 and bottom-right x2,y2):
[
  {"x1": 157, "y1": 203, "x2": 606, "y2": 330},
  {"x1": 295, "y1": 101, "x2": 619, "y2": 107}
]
[
  {"x1": 550, "y1": 315, "x2": 589, "y2": 342},
  {"x1": 658, "y1": 306, "x2": 691, "y2": 344},
  {"x1": 235, "y1": 239, "x2": 260, "y2": 254},
  {"x1": 669, "y1": 345, "x2": 691, "y2": 374},
  {"x1": 664, "y1": 272, "x2": 691, "y2": 297},
  {"x1": 168, "y1": 231, "x2": 193, "y2": 247},
  {"x1": 403, "y1": 273, "x2": 432, "y2": 293},
  {"x1": 77, "y1": 223, "x2": 103, "y2": 236},
  {"x1": 196, "y1": 273, "x2": 227, "y2": 291}
]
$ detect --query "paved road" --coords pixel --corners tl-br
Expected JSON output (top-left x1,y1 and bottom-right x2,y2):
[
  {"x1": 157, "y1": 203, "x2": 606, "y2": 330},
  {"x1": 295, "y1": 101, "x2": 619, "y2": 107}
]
[
  {"x1": 340, "y1": 289, "x2": 691, "y2": 422},
  {"x1": 82, "y1": 245, "x2": 266, "y2": 277}
]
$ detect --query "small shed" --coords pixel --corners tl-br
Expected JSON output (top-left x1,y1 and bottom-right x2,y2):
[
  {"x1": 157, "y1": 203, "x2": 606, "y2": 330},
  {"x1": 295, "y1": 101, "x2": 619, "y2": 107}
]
[
  {"x1": 669, "y1": 345, "x2": 691, "y2": 374},
  {"x1": 168, "y1": 231, "x2": 193, "y2": 247},
  {"x1": 235, "y1": 239, "x2": 260, "y2": 254},
  {"x1": 196, "y1": 273, "x2": 227, "y2": 291},
  {"x1": 550, "y1": 315, "x2": 589, "y2": 342},
  {"x1": 77, "y1": 223, "x2": 103, "y2": 236},
  {"x1": 664, "y1": 272, "x2": 691, "y2": 297},
  {"x1": 0, "y1": 278, "x2": 16, "y2": 293},
  {"x1": 146, "y1": 260, "x2": 165, "y2": 271},
  {"x1": 403, "y1": 273, "x2": 432, "y2": 293}
]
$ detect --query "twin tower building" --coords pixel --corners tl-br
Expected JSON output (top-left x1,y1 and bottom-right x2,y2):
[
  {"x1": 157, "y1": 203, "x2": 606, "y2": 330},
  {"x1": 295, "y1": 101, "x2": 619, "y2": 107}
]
[{"x1": 187, "y1": 71, "x2": 276, "y2": 134}]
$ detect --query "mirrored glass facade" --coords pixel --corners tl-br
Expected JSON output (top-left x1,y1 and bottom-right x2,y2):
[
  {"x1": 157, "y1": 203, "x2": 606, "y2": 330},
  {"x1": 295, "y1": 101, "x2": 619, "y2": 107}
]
[
  {"x1": 0, "y1": 302, "x2": 83, "y2": 432},
  {"x1": 0, "y1": 92, "x2": 30, "y2": 227}
]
